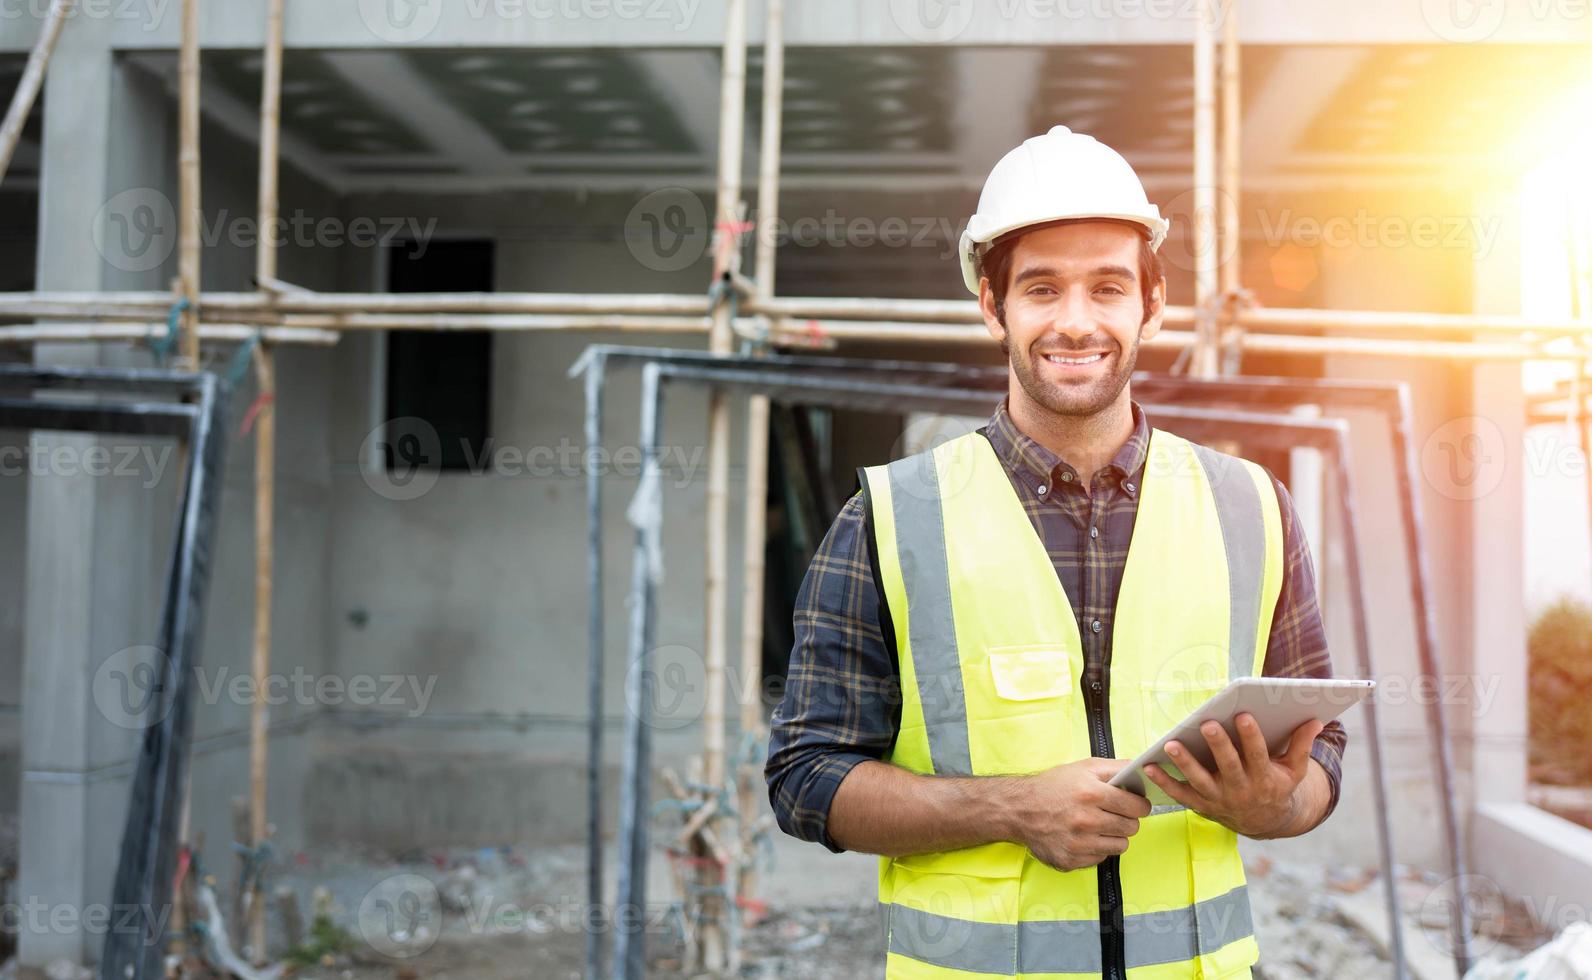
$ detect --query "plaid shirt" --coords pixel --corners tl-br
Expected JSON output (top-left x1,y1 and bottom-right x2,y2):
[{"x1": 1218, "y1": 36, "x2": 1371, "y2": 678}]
[{"x1": 765, "y1": 397, "x2": 1347, "y2": 852}]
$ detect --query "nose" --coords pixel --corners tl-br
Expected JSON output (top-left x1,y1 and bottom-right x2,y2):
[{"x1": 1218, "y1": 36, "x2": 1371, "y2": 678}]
[{"x1": 1047, "y1": 285, "x2": 1101, "y2": 345}]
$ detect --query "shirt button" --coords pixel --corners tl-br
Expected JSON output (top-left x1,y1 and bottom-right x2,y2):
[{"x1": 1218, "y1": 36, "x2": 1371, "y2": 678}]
[
  {"x1": 1037, "y1": 485, "x2": 1047, "y2": 496},
  {"x1": 1124, "y1": 481, "x2": 1136, "y2": 494},
  {"x1": 1091, "y1": 619, "x2": 1102, "y2": 633},
  {"x1": 1090, "y1": 526, "x2": 1099, "y2": 539},
  {"x1": 1061, "y1": 472, "x2": 1073, "y2": 483}
]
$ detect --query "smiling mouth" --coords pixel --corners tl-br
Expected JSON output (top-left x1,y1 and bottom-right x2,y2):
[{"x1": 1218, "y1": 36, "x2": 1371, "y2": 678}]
[{"x1": 1041, "y1": 351, "x2": 1109, "y2": 366}]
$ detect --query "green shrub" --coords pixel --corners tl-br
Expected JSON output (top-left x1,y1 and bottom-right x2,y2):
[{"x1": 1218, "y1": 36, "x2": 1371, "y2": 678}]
[{"x1": 1528, "y1": 596, "x2": 1592, "y2": 784}]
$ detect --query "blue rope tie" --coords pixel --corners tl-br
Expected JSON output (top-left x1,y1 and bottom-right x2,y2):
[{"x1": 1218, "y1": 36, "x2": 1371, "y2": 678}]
[
  {"x1": 149, "y1": 297, "x2": 188, "y2": 365},
  {"x1": 227, "y1": 330, "x2": 263, "y2": 389}
]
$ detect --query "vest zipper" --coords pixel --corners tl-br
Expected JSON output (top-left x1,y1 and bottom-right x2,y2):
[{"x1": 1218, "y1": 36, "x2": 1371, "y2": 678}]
[{"x1": 1088, "y1": 677, "x2": 1127, "y2": 980}]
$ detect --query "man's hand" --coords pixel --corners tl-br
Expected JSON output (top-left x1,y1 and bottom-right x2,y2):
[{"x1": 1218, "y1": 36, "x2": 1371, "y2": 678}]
[
  {"x1": 1142, "y1": 714, "x2": 1324, "y2": 839},
  {"x1": 1012, "y1": 758, "x2": 1153, "y2": 871}
]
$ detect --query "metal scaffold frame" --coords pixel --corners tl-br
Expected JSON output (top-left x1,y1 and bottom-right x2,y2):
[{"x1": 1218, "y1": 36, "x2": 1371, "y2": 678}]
[
  {"x1": 7, "y1": 0, "x2": 1590, "y2": 976},
  {"x1": 576, "y1": 345, "x2": 1486, "y2": 979},
  {"x1": 0, "y1": 364, "x2": 230, "y2": 980}
]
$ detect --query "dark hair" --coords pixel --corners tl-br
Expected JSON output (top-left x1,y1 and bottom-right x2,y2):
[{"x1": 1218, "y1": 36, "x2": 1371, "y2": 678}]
[{"x1": 976, "y1": 218, "x2": 1164, "y2": 326}]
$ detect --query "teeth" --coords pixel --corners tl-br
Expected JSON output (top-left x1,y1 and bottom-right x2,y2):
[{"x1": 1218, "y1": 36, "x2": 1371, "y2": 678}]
[{"x1": 1045, "y1": 353, "x2": 1105, "y2": 365}]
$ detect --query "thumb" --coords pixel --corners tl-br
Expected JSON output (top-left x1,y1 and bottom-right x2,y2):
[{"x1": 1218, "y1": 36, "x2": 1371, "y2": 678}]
[{"x1": 1281, "y1": 720, "x2": 1323, "y2": 778}]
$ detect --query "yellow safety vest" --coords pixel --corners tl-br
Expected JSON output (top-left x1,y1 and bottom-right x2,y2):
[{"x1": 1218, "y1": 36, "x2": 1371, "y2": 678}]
[{"x1": 859, "y1": 427, "x2": 1285, "y2": 980}]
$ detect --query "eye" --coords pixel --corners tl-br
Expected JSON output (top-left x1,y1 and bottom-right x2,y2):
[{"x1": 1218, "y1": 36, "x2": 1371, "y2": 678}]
[{"x1": 1095, "y1": 284, "x2": 1127, "y2": 296}]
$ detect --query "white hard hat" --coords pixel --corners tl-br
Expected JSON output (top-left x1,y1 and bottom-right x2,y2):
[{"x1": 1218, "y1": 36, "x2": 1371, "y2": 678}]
[{"x1": 958, "y1": 125, "x2": 1168, "y2": 296}]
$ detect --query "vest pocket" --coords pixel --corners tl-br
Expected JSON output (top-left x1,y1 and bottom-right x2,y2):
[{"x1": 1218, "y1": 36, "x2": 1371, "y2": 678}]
[
  {"x1": 986, "y1": 646, "x2": 1072, "y2": 701},
  {"x1": 980, "y1": 646, "x2": 1080, "y2": 774}
]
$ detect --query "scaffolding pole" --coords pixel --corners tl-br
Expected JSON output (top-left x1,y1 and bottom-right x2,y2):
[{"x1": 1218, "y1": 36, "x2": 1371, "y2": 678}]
[
  {"x1": 177, "y1": 0, "x2": 202, "y2": 369},
  {"x1": 733, "y1": 0, "x2": 785, "y2": 941},
  {"x1": 1192, "y1": 0, "x2": 1220, "y2": 377},
  {"x1": 0, "y1": 0, "x2": 72, "y2": 184},
  {"x1": 693, "y1": 0, "x2": 749, "y2": 971},
  {"x1": 1218, "y1": 0, "x2": 1244, "y2": 372},
  {"x1": 240, "y1": 0, "x2": 284, "y2": 964}
]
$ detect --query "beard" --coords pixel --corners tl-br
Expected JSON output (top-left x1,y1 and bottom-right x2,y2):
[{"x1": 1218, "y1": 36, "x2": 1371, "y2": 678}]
[{"x1": 1002, "y1": 324, "x2": 1141, "y2": 418}]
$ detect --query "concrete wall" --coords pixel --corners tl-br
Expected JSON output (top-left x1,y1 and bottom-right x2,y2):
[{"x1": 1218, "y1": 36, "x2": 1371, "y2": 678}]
[
  {"x1": 14, "y1": 40, "x2": 346, "y2": 965},
  {"x1": 311, "y1": 188, "x2": 742, "y2": 847}
]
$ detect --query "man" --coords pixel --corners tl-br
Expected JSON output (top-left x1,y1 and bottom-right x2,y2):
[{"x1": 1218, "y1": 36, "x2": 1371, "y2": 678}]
[{"x1": 765, "y1": 126, "x2": 1347, "y2": 980}]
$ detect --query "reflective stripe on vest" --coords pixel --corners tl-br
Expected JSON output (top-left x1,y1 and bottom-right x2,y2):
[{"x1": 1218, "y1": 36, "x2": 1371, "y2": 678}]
[
  {"x1": 861, "y1": 427, "x2": 1285, "y2": 980},
  {"x1": 888, "y1": 883, "x2": 1255, "y2": 974}
]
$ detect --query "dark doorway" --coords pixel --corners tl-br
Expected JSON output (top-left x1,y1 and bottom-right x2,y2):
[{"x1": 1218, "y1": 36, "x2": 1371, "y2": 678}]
[{"x1": 385, "y1": 240, "x2": 494, "y2": 472}]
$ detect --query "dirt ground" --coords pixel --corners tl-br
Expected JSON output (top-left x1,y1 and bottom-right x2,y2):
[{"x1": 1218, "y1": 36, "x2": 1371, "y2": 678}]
[
  {"x1": 2, "y1": 830, "x2": 1549, "y2": 980},
  {"x1": 260, "y1": 839, "x2": 1548, "y2": 980}
]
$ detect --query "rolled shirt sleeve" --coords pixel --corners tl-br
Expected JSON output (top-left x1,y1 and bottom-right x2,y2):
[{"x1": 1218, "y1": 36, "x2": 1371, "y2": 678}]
[
  {"x1": 765, "y1": 493, "x2": 901, "y2": 853},
  {"x1": 1262, "y1": 472, "x2": 1347, "y2": 820}
]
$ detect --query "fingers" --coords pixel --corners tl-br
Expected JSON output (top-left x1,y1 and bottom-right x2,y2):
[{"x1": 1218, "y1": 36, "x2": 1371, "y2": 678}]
[
  {"x1": 1086, "y1": 809, "x2": 1143, "y2": 838},
  {"x1": 1281, "y1": 719, "x2": 1324, "y2": 779},
  {"x1": 1098, "y1": 784, "x2": 1153, "y2": 819},
  {"x1": 1200, "y1": 721, "x2": 1248, "y2": 787},
  {"x1": 1081, "y1": 757, "x2": 1130, "y2": 781},
  {"x1": 1164, "y1": 739, "x2": 1219, "y2": 798},
  {"x1": 1143, "y1": 763, "x2": 1203, "y2": 810},
  {"x1": 1233, "y1": 713, "x2": 1272, "y2": 775},
  {"x1": 1077, "y1": 834, "x2": 1131, "y2": 858}
]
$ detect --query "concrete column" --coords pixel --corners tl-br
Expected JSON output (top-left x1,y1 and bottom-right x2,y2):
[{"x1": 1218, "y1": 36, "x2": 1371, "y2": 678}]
[
  {"x1": 1467, "y1": 186, "x2": 1527, "y2": 808},
  {"x1": 17, "y1": 10, "x2": 116, "y2": 969}
]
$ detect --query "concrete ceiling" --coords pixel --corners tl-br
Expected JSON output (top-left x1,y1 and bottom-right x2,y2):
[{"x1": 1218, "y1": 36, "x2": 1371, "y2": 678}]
[{"x1": 50, "y1": 42, "x2": 1592, "y2": 196}]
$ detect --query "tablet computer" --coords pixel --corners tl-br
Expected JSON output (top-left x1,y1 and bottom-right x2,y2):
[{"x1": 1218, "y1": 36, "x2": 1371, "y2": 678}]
[{"x1": 1107, "y1": 677, "x2": 1375, "y2": 799}]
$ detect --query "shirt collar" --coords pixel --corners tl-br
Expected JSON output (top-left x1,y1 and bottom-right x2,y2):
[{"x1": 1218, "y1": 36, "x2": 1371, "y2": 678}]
[{"x1": 982, "y1": 398, "x2": 1151, "y2": 491}]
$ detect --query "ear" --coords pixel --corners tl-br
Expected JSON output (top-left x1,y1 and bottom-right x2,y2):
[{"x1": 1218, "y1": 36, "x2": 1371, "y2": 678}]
[
  {"x1": 978, "y1": 277, "x2": 1006, "y2": 346},
  {"x1": 1139, "y1": 275, "x2": 1167, "y2": 342}
]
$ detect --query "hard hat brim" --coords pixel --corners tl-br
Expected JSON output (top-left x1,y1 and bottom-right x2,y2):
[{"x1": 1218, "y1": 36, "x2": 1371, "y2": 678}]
[{"x1": 959, "y1": 213, "x2": 1168, "y2": 296}]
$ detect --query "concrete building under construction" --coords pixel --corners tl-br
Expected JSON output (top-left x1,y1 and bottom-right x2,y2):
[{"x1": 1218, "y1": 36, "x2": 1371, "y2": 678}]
[{"x1": 2, "y1": 1, "x2": 1592, "y2": 977}]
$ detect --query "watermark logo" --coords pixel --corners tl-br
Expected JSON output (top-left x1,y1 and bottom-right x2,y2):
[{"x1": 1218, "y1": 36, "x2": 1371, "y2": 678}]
[
  {"x1": 889, "y1": 0, "x2": 977, "y2": 41},
  {"x1": 625, "y1": 644, "x2": 706, "y2": 731},
  {"x1": 887, "y1": 413, "x2": 985, "y2": 504},
  {"x1": 92, "y1": 645, "x2": 171, "y2": 731},
  {"x1": 358, "y1": 874, "x2": 441, "y2": 958},
  {"x1": 93, "y1": 188, "x2": 177, "y2": 274},
  {"x1": 360, "y1": 417, "x2": 444, "y2": 502},
  {"x1": 1421, "y1": 0, "x2": 1509, "y2": 41},
  {"x1": 93, "y1": 189, "x2": 437, "y2": 273},
  {"x1": 90, "y1": 648, "x2": 441, "y2": 727},
  {"x1": 1156, "y1": 185, "x2": 1238, "y2": 276},
  {"x1": 358, "y1": 0, "x2": 443, "y2": 42},
  {"x1": 1421, "y1": 415, "x2": 1507, "y2": 501},
  {"x1": 625, "y1": 187, "x2": 709, "y2": 274}
]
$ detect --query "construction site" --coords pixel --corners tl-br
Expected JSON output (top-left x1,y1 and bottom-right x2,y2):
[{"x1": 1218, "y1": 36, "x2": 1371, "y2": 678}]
[{"x1": 2, "y1": 0, "x2": 1592, "y2": 978}]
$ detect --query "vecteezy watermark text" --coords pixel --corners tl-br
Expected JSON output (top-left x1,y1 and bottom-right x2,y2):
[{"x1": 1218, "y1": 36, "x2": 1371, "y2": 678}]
[{"x1": 0, "y1": 442, "x2": 173, "y2": 489}]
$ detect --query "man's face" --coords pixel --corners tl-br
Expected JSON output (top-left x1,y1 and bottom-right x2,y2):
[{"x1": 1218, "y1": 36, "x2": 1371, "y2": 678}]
[{"x1": 978, "y1": 221, "x2": 1165, "y2": 419}]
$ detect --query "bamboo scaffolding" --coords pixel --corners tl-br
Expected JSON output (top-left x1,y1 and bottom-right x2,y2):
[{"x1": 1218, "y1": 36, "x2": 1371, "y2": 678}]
[
  {"x1": 243, "y1": 0, "x2": 285, "y2": 965},
  {"x1": 733, "y1": 0, "x2": 785, "y2": 941},
  {"x1": 761, "y1": 319, "x2": 1582, "y2": 360},
  {"x1": 1192, "y1": 0, "x2": 1220, "y2": 377},
  {"x1": 3, "y1": 314, "x2": 1581, "y2": 361},
  {"x1": 697, "y1": 0, "x2": 748, "y2": 969},
  {"x1": 1218, "y1": 0, "x2": 1245, "y2": 373},
  {"x1": 0, "y1": 0, "x2": 72, "y2": 184},
  {"x1": 177, "y1": 0, "x2": 202, "y2": 369},
  {"x1": 2, "y1": 290, "x2": 1589, "y2": 343},
  {"x1": 2, "y1": 4, "x2": 1571, "y2": 976},
  {"x1": 0, "y1": 324, "x2": 338, "y2": 344}
]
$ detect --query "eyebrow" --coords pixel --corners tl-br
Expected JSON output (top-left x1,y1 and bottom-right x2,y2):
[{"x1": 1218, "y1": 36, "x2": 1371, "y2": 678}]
[{"x1": 1013, "y1": 264, "x2": 1138, "y2": 286}]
